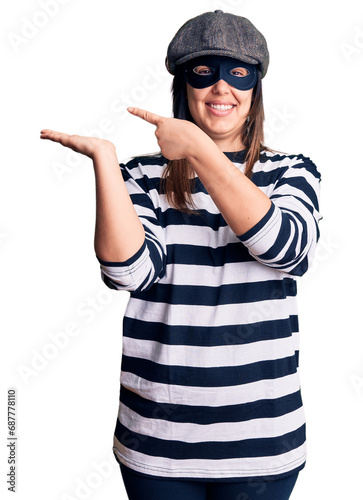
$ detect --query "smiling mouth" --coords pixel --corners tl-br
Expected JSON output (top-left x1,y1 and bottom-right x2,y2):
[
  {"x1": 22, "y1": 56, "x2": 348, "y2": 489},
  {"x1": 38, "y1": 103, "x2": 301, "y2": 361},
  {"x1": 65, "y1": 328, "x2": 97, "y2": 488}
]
[{"x1": 207, "y1": 103, "x2": 235, "y2": 111}]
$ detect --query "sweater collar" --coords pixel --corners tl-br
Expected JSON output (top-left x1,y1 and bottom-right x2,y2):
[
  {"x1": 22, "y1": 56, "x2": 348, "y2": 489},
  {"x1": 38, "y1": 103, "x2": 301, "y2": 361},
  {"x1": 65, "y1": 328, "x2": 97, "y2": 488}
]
[{"x1": 223, "y1": 149, "x2": 247, "y2": 163}]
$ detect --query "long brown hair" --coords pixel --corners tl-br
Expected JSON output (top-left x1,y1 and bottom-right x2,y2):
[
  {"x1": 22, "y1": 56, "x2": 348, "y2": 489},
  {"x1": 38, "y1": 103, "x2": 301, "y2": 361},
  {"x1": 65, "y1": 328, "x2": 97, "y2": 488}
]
[{"x1": 159, "y1": 64, "x2": 270, "y2": 214}]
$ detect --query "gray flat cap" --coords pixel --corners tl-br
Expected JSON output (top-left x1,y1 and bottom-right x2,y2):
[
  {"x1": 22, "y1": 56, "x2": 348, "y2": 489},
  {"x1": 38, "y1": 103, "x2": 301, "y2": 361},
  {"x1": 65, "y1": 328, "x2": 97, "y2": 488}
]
[{"x1": 166, "y1": 10, "x2": 269, "y2": 79}]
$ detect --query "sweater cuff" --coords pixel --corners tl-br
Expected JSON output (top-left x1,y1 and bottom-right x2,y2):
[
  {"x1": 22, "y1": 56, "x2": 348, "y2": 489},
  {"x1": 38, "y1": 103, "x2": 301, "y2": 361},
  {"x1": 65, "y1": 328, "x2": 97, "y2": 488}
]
[
  {"x1": 96, "y1": 239, "x2": 146, "y2": 267},
  {"x1": 236, "y1": 202, "x2": 278, "y2": 250}
]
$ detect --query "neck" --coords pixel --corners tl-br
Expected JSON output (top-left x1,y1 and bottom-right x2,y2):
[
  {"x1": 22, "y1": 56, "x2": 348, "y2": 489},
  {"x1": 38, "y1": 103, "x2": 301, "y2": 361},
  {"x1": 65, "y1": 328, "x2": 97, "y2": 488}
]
[
  {"x1": 209, "y1": 127, "x2": 246, "y2": 152},
  {"x1": 213, "y1": 137, "x2": 245, "y2": 152}
]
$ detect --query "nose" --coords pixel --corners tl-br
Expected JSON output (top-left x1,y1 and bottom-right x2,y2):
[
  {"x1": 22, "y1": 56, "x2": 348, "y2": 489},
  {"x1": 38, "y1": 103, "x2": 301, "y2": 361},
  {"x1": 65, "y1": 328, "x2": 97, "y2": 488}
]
[{"x1": 212, "y1": 78, "x2": 231, "y2": 93}]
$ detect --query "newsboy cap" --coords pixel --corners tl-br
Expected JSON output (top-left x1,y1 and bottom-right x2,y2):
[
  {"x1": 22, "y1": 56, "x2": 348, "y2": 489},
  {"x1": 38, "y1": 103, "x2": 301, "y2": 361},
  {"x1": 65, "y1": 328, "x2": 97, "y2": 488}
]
[{"x1": 165, "y1": 10, "x2": 269, "y2": 79}]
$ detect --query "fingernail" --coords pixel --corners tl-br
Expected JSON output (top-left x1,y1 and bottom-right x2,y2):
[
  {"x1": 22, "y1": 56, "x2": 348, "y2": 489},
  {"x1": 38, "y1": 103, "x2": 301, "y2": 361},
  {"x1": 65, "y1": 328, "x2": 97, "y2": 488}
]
[{"x1": 127, "y1": 107, "x2": 134, "y2": 112}]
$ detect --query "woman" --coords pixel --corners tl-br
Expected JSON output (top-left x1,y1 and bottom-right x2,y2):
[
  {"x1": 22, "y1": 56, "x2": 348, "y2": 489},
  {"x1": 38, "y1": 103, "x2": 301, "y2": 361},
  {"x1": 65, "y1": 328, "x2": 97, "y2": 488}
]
[{"x1": 40, "y1": 10, "x2": 322, "y2": 500}]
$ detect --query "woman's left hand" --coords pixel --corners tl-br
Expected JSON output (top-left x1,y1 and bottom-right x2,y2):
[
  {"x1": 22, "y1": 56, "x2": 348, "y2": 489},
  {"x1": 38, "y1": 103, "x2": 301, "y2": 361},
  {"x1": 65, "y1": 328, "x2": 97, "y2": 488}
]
[{"x1": 127, "y1": 107, "x2": 208, "y2": 161}]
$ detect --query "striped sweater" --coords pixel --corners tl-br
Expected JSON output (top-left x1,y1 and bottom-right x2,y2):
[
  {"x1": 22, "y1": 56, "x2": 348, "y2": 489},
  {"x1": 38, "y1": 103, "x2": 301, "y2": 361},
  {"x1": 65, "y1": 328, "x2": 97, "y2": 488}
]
[{"x1": 97, "y1": 149, "x2": 322, "y2": 482}]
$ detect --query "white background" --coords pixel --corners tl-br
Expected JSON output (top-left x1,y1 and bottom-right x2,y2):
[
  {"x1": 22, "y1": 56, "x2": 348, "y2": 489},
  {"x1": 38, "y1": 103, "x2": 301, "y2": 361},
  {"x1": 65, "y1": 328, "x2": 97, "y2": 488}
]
[{"x1": 1, "y1": 0, "x2": 362, "y2": 498}]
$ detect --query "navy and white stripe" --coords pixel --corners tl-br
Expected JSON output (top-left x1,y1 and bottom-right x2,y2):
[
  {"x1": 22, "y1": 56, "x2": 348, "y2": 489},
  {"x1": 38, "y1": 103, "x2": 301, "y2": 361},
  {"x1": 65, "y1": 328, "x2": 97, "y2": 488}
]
[{"x1": 97, "y1": 149, "x2": 322, "y2": 482}]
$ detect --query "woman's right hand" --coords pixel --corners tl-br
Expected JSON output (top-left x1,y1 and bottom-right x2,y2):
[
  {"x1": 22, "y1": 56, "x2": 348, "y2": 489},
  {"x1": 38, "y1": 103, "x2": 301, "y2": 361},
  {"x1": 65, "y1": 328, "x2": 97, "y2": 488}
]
[{"x1": 40, "y1": 129, "x2": 116, "y2": 159}]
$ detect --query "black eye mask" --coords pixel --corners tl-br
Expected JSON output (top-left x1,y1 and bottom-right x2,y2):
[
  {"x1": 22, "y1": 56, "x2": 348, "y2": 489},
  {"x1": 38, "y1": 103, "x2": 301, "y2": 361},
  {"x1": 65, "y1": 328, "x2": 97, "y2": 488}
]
[{"x1": 185, "y1": 55, "x2": 257, "y2": 91}]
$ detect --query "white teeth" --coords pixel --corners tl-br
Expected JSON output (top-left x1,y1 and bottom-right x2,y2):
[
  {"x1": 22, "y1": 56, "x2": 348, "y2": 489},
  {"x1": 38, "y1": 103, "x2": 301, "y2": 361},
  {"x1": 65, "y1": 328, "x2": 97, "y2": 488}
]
[{"x1": 209, "y1": 104, "x2": 234, "y2": 111}]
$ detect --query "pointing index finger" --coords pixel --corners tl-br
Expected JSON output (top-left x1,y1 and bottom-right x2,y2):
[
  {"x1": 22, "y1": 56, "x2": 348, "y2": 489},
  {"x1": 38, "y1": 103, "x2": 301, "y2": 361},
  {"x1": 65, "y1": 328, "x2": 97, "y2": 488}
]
[{"x1": 127, "y1": 107, "x2": 161, "y2": 126}]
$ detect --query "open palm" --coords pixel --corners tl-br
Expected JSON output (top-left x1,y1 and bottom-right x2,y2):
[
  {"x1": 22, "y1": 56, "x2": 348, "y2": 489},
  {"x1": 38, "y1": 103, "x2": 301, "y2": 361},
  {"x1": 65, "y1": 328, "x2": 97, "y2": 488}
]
[{"x1": 40, "y1": 129, "x2": 115, "y2": 159}]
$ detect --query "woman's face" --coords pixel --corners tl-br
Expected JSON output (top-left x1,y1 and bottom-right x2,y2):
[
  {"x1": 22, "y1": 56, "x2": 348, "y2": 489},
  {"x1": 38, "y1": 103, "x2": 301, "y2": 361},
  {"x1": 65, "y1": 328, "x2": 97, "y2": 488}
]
[{"x1": 186, "y1": 78, "x2": 253, "y2": 152}]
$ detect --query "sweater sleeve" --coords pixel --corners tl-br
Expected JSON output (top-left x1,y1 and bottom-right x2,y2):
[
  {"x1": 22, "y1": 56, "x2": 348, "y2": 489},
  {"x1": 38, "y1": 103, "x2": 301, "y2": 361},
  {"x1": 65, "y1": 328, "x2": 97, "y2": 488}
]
[
  {"x1": 96, "y1": 158, "x2": 167, "y2": 293},
  {"x1": 237, "y1": 155, "x2": 322, "y2": 276}
]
